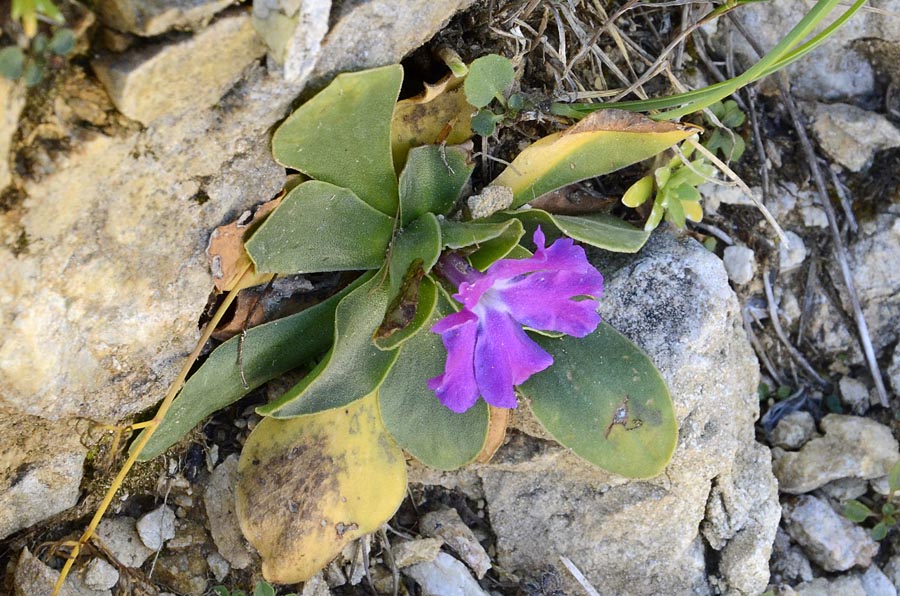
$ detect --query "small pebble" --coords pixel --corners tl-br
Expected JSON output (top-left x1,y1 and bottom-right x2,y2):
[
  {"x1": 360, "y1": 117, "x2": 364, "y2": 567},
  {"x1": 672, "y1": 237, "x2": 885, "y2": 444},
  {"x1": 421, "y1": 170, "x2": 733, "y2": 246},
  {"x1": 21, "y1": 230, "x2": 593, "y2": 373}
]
[
  {"x1": 137, "y1": 505, "x2": 176, "y2": 550},
  {"x1": 723, "y1": 245, "x2": 756, "y2": 285},
  {"x1": 83, "y1": 558, "x2": 119, "y2": 590}
]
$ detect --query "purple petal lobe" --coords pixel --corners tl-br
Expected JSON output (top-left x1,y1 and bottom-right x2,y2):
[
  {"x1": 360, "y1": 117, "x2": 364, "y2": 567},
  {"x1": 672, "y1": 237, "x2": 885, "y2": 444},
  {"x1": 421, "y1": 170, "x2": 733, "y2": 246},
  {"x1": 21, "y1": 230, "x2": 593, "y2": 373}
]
[
  {"x1": 497, "y1": 268, "x2": 603, "y2": 337},
  {"x1": 428, "y1": 313, "x2": 480, "y2": 413},
  {"x1": 473, "y1": 308, "x2": 553, "y2": 409}
]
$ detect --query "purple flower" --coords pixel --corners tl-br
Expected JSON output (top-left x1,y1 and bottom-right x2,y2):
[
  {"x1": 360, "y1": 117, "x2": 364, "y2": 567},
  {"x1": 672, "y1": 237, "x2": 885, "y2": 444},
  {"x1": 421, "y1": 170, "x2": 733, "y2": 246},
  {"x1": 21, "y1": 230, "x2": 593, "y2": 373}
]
[{"x1": 428, "y1": 227, "x2": 604, "y2": 413}]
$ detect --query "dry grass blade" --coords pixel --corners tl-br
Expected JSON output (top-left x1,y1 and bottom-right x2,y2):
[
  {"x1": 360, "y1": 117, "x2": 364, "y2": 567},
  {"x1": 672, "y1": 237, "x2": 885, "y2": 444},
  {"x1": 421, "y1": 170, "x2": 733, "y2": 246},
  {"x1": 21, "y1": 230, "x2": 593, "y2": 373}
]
[{"x1": 559, "y1": 555, "x2": 601, "y2": 596}]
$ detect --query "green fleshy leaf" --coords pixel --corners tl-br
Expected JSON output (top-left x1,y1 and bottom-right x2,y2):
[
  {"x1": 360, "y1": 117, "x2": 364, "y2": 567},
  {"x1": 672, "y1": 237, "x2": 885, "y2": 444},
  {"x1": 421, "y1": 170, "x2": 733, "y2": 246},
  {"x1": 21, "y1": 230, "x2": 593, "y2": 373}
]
[
  {"x1": 135, "y1": 275, "x2": 369, "y2": 460},
  {"x1": 467, "y1": 218, "x2": 525, "y2": 271},
  {"x1": 262, "y1": 271, "x2": 399, "y2": 418},
  {"x1": 843, "y1": 499, "x2": 875, "y2": 523},
  {"x1": 374, "y1": 275, "x2": 438, "y2": 351},
  {"x1": 388, "y1": 213, "x2": 442, "y2": 296},
  {"x1": 464, "y1": 54, "x2": 515, "y2": 108},
  {"x1": 379, "y1": 296, "x2": 489, "y2": 469},
  {"x1": 0, "y1": 47, "x2": 25, "y2": 80},
  {"x1": 492, "y1": 110, "x2": 698, "y2": 209},
  {"x1": 47, "y1": 28, "x2": 74, "y2": 55},
  {"x1": 253, "y1": 583, "x2": 276, "y2": 596},
  {"x1": 22, "y1": 59, "x2": 43, "y2": 87},
  {"x1": 439, "y1": 218, "x2": 523, "y2": 250},
  {"x1": 889, "y1": 460, "x2": 900, "y2": 493},
  {"x1": 622, "y1": 175, "x2": 654, "y2": 208},
  {"x1": 271, "y1": 65, "x2": 402, "y2": 215},
  {"x1": 871, "y1": 521, "x2": 889, "y2": 541},
  {"x1": 245, "y1": 180, "x2": 394, "y2": 274},
  {"x1": 399, "y1": 145, "x2": 473, "y2": 225},
  {"x1": 35, "y1": 0, "x2": 64, "y2": 23},
  {"x1": 519, "y1": 322, "x2": 677, "y2": 478},
  {"x1": 471, "y1": 109, "x2": 499, "y2": 136},
  {"x1": 499, "y1": 208, "x2": 650, "y2": 253},
  {"x1": 665, "y1": 193, "x2": 686, "y2": 228}
]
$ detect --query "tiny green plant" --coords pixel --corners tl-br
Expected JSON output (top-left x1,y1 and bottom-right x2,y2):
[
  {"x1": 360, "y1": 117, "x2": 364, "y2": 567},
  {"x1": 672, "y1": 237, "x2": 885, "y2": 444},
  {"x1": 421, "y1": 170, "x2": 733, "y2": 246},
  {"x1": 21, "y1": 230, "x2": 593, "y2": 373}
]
[
  {"x1": 0, "y1": 21, "x2": 74, "y2": 86},
  {"x1": 464, "y1": 53, "x2": 526, "y2": 136},
  {"x1": 843, "y1": 461, "x2": 900, "y2": 540},
  {"x1": 703, "y1": 100, "x2": 746, "y2": 163},
  {"x1": 621, "y1": 139, "x2": 716, "y2": 230},
  {"x1": 212, "y1": 580, "x2": 295, "y2": 596}
]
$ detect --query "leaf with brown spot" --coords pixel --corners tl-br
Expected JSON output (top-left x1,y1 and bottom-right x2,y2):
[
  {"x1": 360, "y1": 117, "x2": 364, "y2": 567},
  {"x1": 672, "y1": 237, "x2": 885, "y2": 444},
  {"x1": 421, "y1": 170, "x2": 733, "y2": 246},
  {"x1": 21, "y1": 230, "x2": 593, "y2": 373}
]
[
  {"x1": 208, "y1": 197, "x2": 281, "y2": 292},
  {"x1": 236, "y1": 391, "x2": 407, "y2": 584},
  {"x1": 391, "y1": 72, "x2": 474, "y2": 172}
]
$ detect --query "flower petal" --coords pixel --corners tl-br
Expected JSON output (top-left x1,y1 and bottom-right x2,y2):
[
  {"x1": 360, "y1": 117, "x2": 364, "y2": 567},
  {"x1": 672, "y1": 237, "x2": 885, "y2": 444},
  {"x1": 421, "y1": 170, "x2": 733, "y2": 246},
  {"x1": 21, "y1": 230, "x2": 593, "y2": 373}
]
[
  {"x1": 473, "y1": 308, "x2": 553, "y2": 408},
  {"x1": 428, "y1": 311, "x2": 481, "y2": 413},
  {"x1": 496, "y1": 268, "x2": 603, "y2": 337}
]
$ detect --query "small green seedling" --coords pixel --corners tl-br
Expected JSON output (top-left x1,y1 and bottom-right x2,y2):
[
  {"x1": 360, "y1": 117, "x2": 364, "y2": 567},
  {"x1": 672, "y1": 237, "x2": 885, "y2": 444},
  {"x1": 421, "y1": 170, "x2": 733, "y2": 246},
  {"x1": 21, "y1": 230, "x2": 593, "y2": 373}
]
[
  {"x1": 463, "y1": 54, "x2": 526, "y2": 136},
  {"x1": 11, "y1": 0, "x2": 64, "y2": 37},
  {"x1": 703, "y1": 100, "x2": 746, "y2": 162},
  {"x1": 621, "y1": 140, "x2": 716, "y2": 230},
  {"x1": 212, "y1": 581, "x2": 295, "y2": 596},
  {"x1": 843, "y1": 461, "x2": 900, "y2": 540},
  {"x1": 0, "y1": 26, "x2": 74, "y2": 86}
]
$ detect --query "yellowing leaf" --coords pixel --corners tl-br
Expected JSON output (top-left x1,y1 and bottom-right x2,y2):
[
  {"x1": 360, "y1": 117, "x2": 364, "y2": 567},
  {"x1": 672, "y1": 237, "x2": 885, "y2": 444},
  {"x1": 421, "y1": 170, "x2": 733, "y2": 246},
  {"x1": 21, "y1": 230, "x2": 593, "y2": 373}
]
[
  {"x1": 492, "y1": 110, "x2": 700, "y2": 209},
  {"x1": 391, "y1": 72, "x2": 474, "y2": 171},
  {"x1": 236, "y1": 391, "x2": 407, "y2": 584},
  {"x1": 683, "y1": 200, "x2": 703, "y2": 222},
  {"x1": 622, "y1": 175, "x2": 654, "y2": 208}
]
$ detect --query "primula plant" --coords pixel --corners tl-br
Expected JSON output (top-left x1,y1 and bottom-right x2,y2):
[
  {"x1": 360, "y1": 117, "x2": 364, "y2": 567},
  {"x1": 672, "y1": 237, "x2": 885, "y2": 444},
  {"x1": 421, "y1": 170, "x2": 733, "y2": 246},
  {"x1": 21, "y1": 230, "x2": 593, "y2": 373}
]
[{"x1": 126, "y1": 58, "x2": 690, "y2": 583}]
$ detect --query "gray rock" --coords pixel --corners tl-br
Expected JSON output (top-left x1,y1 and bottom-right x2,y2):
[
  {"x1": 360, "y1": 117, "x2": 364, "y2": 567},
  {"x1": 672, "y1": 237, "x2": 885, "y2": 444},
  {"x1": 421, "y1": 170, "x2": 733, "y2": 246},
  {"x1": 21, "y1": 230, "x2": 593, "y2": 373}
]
[
  {"x1": 779, "y1": 231, "x2": 807, "y2": 272},
  {"x1": 810, "y1": 103, "x2": 900, "y2": 172},
  {"x1": 0, "y1": 77, "x2": 26, "y2": 190},
  {"x1": 95, "y1": 517, "x2": 155, "y2": 568},
  {"x1": 819, "y1": 477, "x2": 869, "y2": 502},
  {"x1": 301, "y1": 573, "x2": 332, "y2": 596},
  {"x1": 456, "y1": 233, "x2": 778, "y2": 595},
  {"x1": 205, "y1": 455, "x2": 253, "y2": 570},
  {"x1": 94, "y1": 0, "x2": 235, "y2": 36},
  {"x1": 93, "y1": 11, "x2": 266, "y2": 125},
  {"x1": 771, "y1": 411, "x2": 817, "y2": 450},
  {"x1": 136, "y1": 504, "x2": 176, "y2": 550},
  {"x1": 420, "y1": 508, "x2": 490, "y2": 579},
  {"x1": 716, "y1": 1, "x2": 900, "y2": 100},
  {"x1": 862, "y1": 565, "x2": 898, "y2": 596},
  {"x1": 782, "y1": 495, "x2": 879, "y2": 572},
  {"x1": 770, "y1": 527, "x2": 813, "y2": 585},
  {"x1": 837, "y1": 205, "x2": 900, "y2": 359},
  {"x1": 392, "y1": 537, "x2": 444, "y2": 568},
  {"x1": 14, "y1": 547, "x2": 110, "y2": 596},
  {"x1": 794, "y1": 575, "x2": 867, "y2": 596},
  {"x1": 884, "y1": 554, "x2": 900, "y2": 591},
  {"x1": 154, "y1": 550, "x2": 209, "y2": 595},
  {"x1": 404, "y1": 552, "x2": 489, "y2": 596},
  {"x1": 206, "y1": 551, "x2": 230, "y2": 582},
  {"x1": 0, "y1": 414, "x2": 86, "y2": 539},
  {"x1": 872, "y1": 474, "x2": 893, "y2": 496},
  {"x1": 774, "y1": 414, "x2": 900, "y2": 494},
  {"x1": 839, "y1": 377, "x2": 871, "y2": 415},
  {"x1": 252, "y1": 0, "x2": 330, "y2": 82},
  {"x1": 83, "y1": 558, "x2": 120, "y2": 590},
  {"x1": 723, "y1": 245, "x2": 756, "y2": 285},
  {"x1": 890, "y1": 345, "x2": 900, "y2": 397}
]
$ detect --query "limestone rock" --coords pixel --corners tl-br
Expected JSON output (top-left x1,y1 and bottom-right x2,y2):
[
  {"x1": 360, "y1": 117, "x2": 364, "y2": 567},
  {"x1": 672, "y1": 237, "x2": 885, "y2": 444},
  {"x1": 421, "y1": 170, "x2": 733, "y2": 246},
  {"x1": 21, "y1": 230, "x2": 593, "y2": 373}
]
[
  {"x1": 0, "y1": 77, "x2": 26, "y2": 190},
  {"x1": 771, "y1": 411, "x2": 817, "y2": 450},
  {"x1": 0, "y1": 414, "x2": 86, "y2": 539},
  {"x1": 252, "y1": 0, "x2": 330, "y2": 82},
  {"x1": 420, "y1": 508, "x2": 490, "y2": 579},
  {"x1": 819, "y1": 477, "x2": 869, "y2": 502},
  {"x1": 154, "y1": 550, "x2": 209, "y2": 595},
  {"x1": 794, "y1": 575, "x2": 867, "y2": 596},
  {"x1": 93, "y1": 11, "x2": 266, "y2": 125},
  {"x1": 839, "y1": 376, "x2": 870, "y2": 415},
  {"x1": 773, "y1": 414, "x2": 900, "y2": 494},
  {"x1": 205, "y1": 455, "x2": 253, "y2": 569},
  {"x1": 95, "y1": 517, "x2": 155, "y2": 568},
  {"x1": 861, "y1": 565, "x2": 898, "y2": 596},
  {"x1": 890, "y1": 344, "x2": 900, "y2": 397},
  {"x1": 716, "y1": 1, "x2": 900, "y2": 100},
  {"x1": 779, "y1": 230, "x2": 807, "y2": 273},
  {"x1": 464, "y1": 233, "x2": 779, "y2": 595},
  {"x1": 206, "y1": 551, "x2": 230, "y2": 582},
  {"x1": 403, "y1": 552, "x2": 489, "y2": 596},
  {"x1": 14, "y1": 547, "x2": 110, "y2": 596},
  {"x1": 392, "y1": 537, "x2": 444, "y2": 568},
  {"x1": 782, "y1": 495, "x2": 879, "y2": 572},
  {"x1": 770, "y1": 527, "x2": 813, "y2": 585},
  {"x1": 723, "y1": 245, "x2": 756, "y2": 285},
  {"x1": 136, "y1": 504, "x2": 176, "y2": 550},
  {"x1": 810, "y1": 102, "x2": 900, "y2": 172},
  {"x1": 83, "y1": 558, "x2": 120, "y2": 591},
  {"x1": 94, "y1": 0, "x2": 235, "y2": 36}
]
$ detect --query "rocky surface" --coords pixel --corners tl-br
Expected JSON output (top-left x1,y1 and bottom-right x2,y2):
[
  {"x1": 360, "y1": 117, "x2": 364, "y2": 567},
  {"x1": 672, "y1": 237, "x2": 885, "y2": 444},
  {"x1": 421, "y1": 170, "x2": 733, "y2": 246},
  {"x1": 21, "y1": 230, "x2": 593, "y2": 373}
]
[
  {"x1": 774, "y1": 415, "x2": 900, "y2": 494},
  {"x1": 771, "y1": 411, "x2": 817, "y2": 450},
  {"x1": 809, "y1": 102, "x2": 900, "y2": 172},
  {"x1": 92, "y1": 11, "x2": 266, "y2": 125},
  {"x1": 0, "y1": 414, "x2": 87, "y2": 539},
  {"x1": 404, "y1": 552, "x2": 489, "y2": 596},
  {"x1": 782, "y1": 495, "x2": 879, "y2": 572},
  {"x1": 0, "y1": 77, "x2": 26, "y2": 191},
  {"x1": 205, "y1": 455, "x2": 253, "y2": 570},
  {"x1": 94, "y1": 0, "x2": 235, "y2": 36}
]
